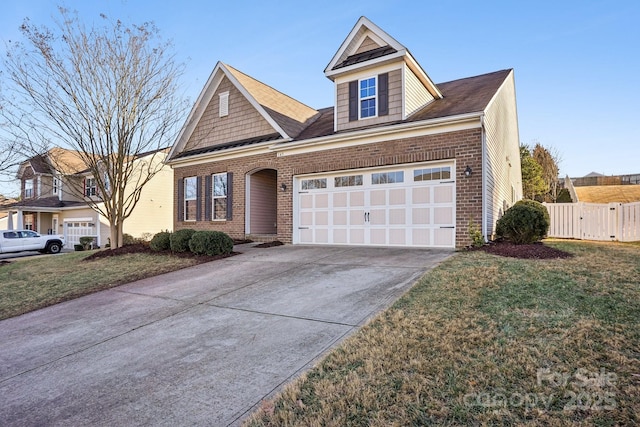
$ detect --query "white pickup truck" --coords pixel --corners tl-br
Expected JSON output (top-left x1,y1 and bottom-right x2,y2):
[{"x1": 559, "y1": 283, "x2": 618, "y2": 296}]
[{"x1": 0, "y1": 230, "x2": 65, "y2": 254}]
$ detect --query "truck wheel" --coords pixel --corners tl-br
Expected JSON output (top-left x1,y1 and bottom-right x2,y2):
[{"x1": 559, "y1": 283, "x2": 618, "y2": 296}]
[{"x1": 47, "y1": 242, "x2": 62, "y2": 254}]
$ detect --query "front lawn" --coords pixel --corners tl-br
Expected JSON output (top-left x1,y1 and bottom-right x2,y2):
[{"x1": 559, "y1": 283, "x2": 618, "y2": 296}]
[
  {"x1": 246, "y1": 241, "x2": 640, "y2": 426},
  {"x1": 0, "y1": 251, "x2": 202, "y2": 320}
]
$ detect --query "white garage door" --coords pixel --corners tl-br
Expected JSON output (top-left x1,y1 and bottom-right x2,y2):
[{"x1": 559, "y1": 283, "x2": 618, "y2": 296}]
[
  {"x1": 294, "y1": 162, "x2": 456, "y2": 248},
  {"x1": 64, "y1": 220, "x2": 96, "y2": 246}
]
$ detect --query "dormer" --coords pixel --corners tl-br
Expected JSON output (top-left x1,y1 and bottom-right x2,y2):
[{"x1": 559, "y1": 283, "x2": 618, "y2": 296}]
[{"x1": 325, "y1": 17, "x2": 443, "y2": 132}]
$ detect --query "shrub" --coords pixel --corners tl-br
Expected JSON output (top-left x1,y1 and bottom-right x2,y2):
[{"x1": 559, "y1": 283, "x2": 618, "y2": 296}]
[
  {"x1": 468, "y1": 220, "x2": 484, "y2": 247},
  {"x1": 149, "y1": 231, "x2": 172, "y2": 252},
  {"x1": 121, "y1": 233, "x2": 137, "y2": 246},
  {"x1": 79, "y1": 236, "x2": 95, "y2": 250},
  {"x1": 496, "y1": 200, "x2": 550, "y2": 244},
  {"x1": 188, "y1": 231, "x2": 234, "y2": 256},
  {"x1": 170, "y1": 228, "x2": 196, "y2": 252}
]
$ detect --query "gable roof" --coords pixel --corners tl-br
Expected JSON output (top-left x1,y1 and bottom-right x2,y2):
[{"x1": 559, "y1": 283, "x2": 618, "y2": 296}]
[
  {"x1": 325, "y1": 16, "x2": 406, "y2": 75},
  {"x1": 168, "y1": 62, "x2": 319, "y2": 160},
  {"x1": 18, "y1": 147, "x2": 88, "y2": 178},
  {"x1": 574, "y1": 185, "x2": 640, "y2": 203},
  {"x1": 295, "y1": 69, "x2": 513, "y2": 141},
  {"x1": 324, "y1": 17, "x2": 442, "y2": 100}
]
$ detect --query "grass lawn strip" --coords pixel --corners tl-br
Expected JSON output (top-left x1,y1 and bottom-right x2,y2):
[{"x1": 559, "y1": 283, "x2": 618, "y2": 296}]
[
  {"x1": 0, "y1": 251, "x2": 201, "y2": 320},
  {"x1": 246, "y1": 241, "x2": 640, "y2": 426}
]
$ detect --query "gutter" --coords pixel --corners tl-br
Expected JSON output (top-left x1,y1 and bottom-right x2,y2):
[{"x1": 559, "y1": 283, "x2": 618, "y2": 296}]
[
  {"x1": 272, "y1": 111, "x2": 483, "y2": 154},
  {"x1": 167, "y1": 138, "x2": 289, "y2": 168}
]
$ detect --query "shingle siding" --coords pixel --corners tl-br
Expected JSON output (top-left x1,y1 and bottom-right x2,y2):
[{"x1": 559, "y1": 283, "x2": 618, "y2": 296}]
[{"x1": 183, "y1": 76, "x2": 276, "y2": 152}]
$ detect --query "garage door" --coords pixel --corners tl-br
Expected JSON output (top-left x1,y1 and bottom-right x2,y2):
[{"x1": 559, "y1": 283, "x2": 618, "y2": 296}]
[
  {"x1": 64, "y1": 220, "x2": 96, "y2": 246},
  {"x1": 294, "y1": 162, "x2": 456, "y2": 248}
]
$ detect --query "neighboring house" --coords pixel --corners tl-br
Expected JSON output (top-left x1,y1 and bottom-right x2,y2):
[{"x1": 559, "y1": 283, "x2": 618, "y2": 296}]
[
  {"x1": 1, "y1": 147, "x2": 173, "y2": 247},
  {"x1": 167, "y1": 17, "x2": 522, "y2": 248}
]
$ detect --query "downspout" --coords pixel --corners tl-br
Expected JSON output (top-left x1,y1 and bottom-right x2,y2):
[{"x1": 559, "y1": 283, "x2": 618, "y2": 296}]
[{"x1": 481, "y1": 115, "x2": 488, "y2": 242}]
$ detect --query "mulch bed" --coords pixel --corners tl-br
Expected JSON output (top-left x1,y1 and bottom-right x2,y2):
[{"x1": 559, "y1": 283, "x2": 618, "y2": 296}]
[
  {"x1": 470, "y1": 240, "x2": 573, "y2": 259},
  {"x1": 253, "y1": 240, "x2": 284, "y2": 248},
  {"x1": 82, "y1": 243, "x2": 237, "y2": 263}
]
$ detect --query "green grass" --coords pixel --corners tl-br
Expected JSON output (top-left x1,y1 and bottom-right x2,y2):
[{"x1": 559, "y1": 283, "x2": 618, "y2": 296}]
[
  {"x1": 246, "y1": 241, "x2": 640, "y2": 426},
  {"x1": 0, "y1": 251, "x2": 200, "y2": 320}
]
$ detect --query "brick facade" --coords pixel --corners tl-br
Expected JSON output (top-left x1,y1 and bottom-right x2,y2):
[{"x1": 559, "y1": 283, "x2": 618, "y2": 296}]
[{"x1": 173, "y1": 128, "x2": 483, "y2": 248}]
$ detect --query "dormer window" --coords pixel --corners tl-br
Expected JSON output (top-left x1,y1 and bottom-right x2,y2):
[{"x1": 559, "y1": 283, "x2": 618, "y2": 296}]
[
  {"x1": 24, "y1": 179, "x2": 34, "y2": 198},
  {"x1": 85, "y1": 177, "x2": 97, "y2": 197},
  {"x1": 359, "y1": 77, "x2": 377, "y2": 118}
]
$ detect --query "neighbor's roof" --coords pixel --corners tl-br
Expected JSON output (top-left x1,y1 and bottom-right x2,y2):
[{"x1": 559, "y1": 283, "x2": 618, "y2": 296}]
[
  {"x1": 1, "y1": 196, "x2": 87, "y2": 210},
  {"x1": 225, "y1": 64, "x2": 319, "y2": 138},
  {"x1": 23, "y1": 147, "x2": 88, "y2": 176},
  {"x1": 296, "y1": 69, "x2": 512, "y2": 140},
  {"x1": 575, "y1": 185, "x2": 640, "y2": 203}
]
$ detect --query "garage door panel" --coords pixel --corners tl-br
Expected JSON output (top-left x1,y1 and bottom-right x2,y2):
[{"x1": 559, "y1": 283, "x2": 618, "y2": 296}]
[
  {"x1": 370, "y1": 190, "x2": 386, "y2": 206},
  {"x1": 315, "y1": 211, "x2": 328, "y2": 226},
  {"x1": 315, "y1": 229, "x2": 329, "y2": 243},
  {"x1": 412, "y1": 208, "x2": 430, "y2": 225},
  {"x1": 350, "y1": 192, "x2": 365, "y2": 206},
  {"x1": 300, "y1": 195, "x2": 313, "y2": 209},
  {"x1": 389, "y1": 209, "x2": 405, "y2": 225},
  {"x1": 389, "y1": 189, "x2": 406, "y2": 205},
  {"x1": 389, "y1": 229, "x2": 406, "y2": 245},
  {"x1": 333, "y1": 211, "x2": 347, "y2": 225},
  {"x1": 413, "y1": 187, "x2": 430, "y2": 204},
  {"x1": 370, "y1": 229, "x2": 386, "y2": 244},
  {"x1": 434, "y1": 207, "x2": 454, "y2": 224},
  {"x1": 412, "y1": 229, "x2": 431, "y2": 245},
  {"x1": 333, "y1": 229, "x2": 347, "y2": 243},
  {"x1": 350, "y1": 228, "x2": 365, "y2": 244},
  {"x1": 334, "y1": 193, "x2": 347, "y2": 207},
  {"x1": 434, "y1": 186, "x2": 453, "y2": 203},
  {"x1": 316, "y1": 194, "x2": 329, "y2": 208},
  {"x1": 370, "y1": 209, "x2": 386, "y2": 225},
  {"x1": 350, "y1": 210, "x2": 365, "y2": 225},
  {"x1": 434, "y1": 228, "x2": 454, "y2": 247}
]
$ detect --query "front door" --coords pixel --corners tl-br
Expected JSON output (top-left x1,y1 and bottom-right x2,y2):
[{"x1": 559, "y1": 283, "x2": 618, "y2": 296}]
[{"x1": 52, "y1": 215, "x2": 59, "y2": 236}]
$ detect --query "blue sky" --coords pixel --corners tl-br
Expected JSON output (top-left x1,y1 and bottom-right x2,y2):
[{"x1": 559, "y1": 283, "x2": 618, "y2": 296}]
[{"x1": 1, "y1": 0, "x2": 639, "y2": 196}]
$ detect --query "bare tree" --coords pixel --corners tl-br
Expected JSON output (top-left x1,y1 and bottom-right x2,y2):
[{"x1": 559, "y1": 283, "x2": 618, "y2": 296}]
[{"x1": 1, "y1": 8, "x2": 186, "y2": 247}]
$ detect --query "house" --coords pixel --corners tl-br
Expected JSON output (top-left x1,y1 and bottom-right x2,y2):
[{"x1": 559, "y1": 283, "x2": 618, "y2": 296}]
[
  {"x1": 167, "y1": 17, "x2": 522, "y2": 248},
  {"x1": 1, "y1": 147, "x2": 174, "y2": 247}
]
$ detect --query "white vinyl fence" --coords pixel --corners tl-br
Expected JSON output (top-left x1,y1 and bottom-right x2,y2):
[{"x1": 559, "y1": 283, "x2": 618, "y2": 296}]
[{"x1": 544, "y1": 202, "x2": 640, "y2": 242}]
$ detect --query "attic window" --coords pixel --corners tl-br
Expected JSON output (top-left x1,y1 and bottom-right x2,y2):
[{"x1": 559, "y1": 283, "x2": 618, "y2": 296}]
[{"x1": 219, "y1": 91, "x2": 229, "y2": 117}]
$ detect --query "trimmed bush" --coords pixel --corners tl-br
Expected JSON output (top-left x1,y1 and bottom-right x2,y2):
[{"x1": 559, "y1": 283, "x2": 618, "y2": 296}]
[
  {"x1": 149, "y1": 231, "x2": 172, "y2": 252},
  {"x1": 170, "y1": 228, "x2": 196, "y2": 252},
  {"x1": 496, "y1": 200, "x2": 550, "y2": 244},
  {"x1": 188, "y1": 231, "x2": 234, "y2": 256},
  {"x1": 123, "y1": 233, "x2": 136, "y2": 246}
]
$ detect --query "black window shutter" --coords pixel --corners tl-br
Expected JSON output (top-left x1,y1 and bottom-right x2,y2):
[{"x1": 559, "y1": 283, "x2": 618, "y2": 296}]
[
  {"x1": 348, "y1": 80, "x2": 358, "y2": 121},
  {"x1": 177, "y1": 178, "x2": 184, "y2": 221},
  {"x1": 196, "y1": 176, "x2": 203, "y2": 221},
  {"x1": 204, "y1": 175, "x2": 212, "y2": 221},
  {"x1": 226, "y1": 172, "x2": 233, "y2": 220},
  {"x1": 378, "y1": 73, "x2": 389, "y2": 116}
]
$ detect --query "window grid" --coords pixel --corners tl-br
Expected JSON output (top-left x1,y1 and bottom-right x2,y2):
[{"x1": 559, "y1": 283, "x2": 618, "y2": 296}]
[
  {"x1": 359, "y1": 77, "x2": 376, "y2": 118},
  {"x1": 301, "y1": 178, "x2": 327, "y2": 190},
  {"x1": 212, "y1": 173, "x2": 227, "y2": 220},
  {"x1": 372, "y1": 171, "x2": 404, "y2": 185},
  {"x1": 184, "y1": 176, "x2": 197, "y2": 221},
  {"x1": 334, "y1": 175, "x2": 363, "y2": 188},
  {"x1": 24, "y1": 179, "x2": 34, "y2": 198},
  {"x1": 413, "y1": 166, "x2": 452, "y2": 182},
  {"x1": 85, "y1": 178, "x2": 97, "y2": 197}
]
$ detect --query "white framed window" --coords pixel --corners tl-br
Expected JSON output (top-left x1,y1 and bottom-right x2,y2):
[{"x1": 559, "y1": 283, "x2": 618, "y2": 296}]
[
  {"x1": 219, "y1": 91, "x2": 229, "y2": 117},
  {"x1": 184, "y1": 176, "x2": 197, "y2": 221},
  {"x1": 212, "y1": 173, "x2": 227, "y2": 220},
  {"x1": 301, "y1": 178, "x2": 327, "y2": 190},
  {"x1": 334, "y1": 175, "x2": 363, "y2": 187},
  {"x1": 372, "y1": 171, "x2": 404, "y2": 185},
  {"x1": 85, "y1": 178, "x2": 97, "y2": 197},
  {"x1": 53, "y1": 177, "x2": 60, "y2": 195},
  {"x1": 359, "y1": 76, "x2": 377, "y2": 119},
  {"x1": 413, "y1": 166, "x2": 452, "y2": 182},
  {"x1": 24, "y1": 179, "x2": 34, "y2": 198}
]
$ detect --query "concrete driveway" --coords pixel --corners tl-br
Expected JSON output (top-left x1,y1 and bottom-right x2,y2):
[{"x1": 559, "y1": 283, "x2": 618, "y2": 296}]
[{"x1": 0, "y1": 244, "x2": 451, "y2": 426}]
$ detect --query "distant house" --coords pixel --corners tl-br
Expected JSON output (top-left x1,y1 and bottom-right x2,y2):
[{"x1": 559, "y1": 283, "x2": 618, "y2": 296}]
[
  {"x1": 0, "y1": 147, "x2": 173, "y2": 246},
  {"x1": 166, "y1": 17, "x2": 522, "y2": 248},
  {"x1": 574, "y1": 186, "x2": 640, "y2": 204}
]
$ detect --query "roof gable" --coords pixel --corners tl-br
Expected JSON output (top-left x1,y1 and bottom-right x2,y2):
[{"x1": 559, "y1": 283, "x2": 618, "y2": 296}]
[
  {"x1": 325, "y1": 17, "x2": 406, "y2": 75},
  {"x1": 169, "y1": 62, "x2": 318, "y2": 160},
  {"x1": 17, "y1": 147, "x2": 88, "y2": 179}
]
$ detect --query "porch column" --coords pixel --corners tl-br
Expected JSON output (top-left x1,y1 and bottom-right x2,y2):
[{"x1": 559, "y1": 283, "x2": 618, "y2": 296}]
[
  {"x1": 7, "y1": 211, "x2": 14, "y2": 230},
  {"x1": 16, "y1": 209, "x2": 23, "y2": 229}
]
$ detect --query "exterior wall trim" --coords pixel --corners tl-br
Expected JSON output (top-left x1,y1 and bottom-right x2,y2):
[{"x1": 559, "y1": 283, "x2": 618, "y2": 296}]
[
  {"x1": 273, "y1": 113, "x2": 482, "y2": 157},
  {"x1": 168, "y1": 140, "x2": 284, "y2": 169}
]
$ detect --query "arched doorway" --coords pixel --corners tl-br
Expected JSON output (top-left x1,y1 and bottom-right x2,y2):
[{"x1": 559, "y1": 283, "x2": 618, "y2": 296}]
[{"x1": 245, "y1": 169, "x2": 277, "y2": 235}]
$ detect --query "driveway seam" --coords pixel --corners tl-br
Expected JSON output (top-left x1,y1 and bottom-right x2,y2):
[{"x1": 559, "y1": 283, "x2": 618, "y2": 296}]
[{"x1": 205, "y1": 303, "x2": 359, "y2": 327}]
